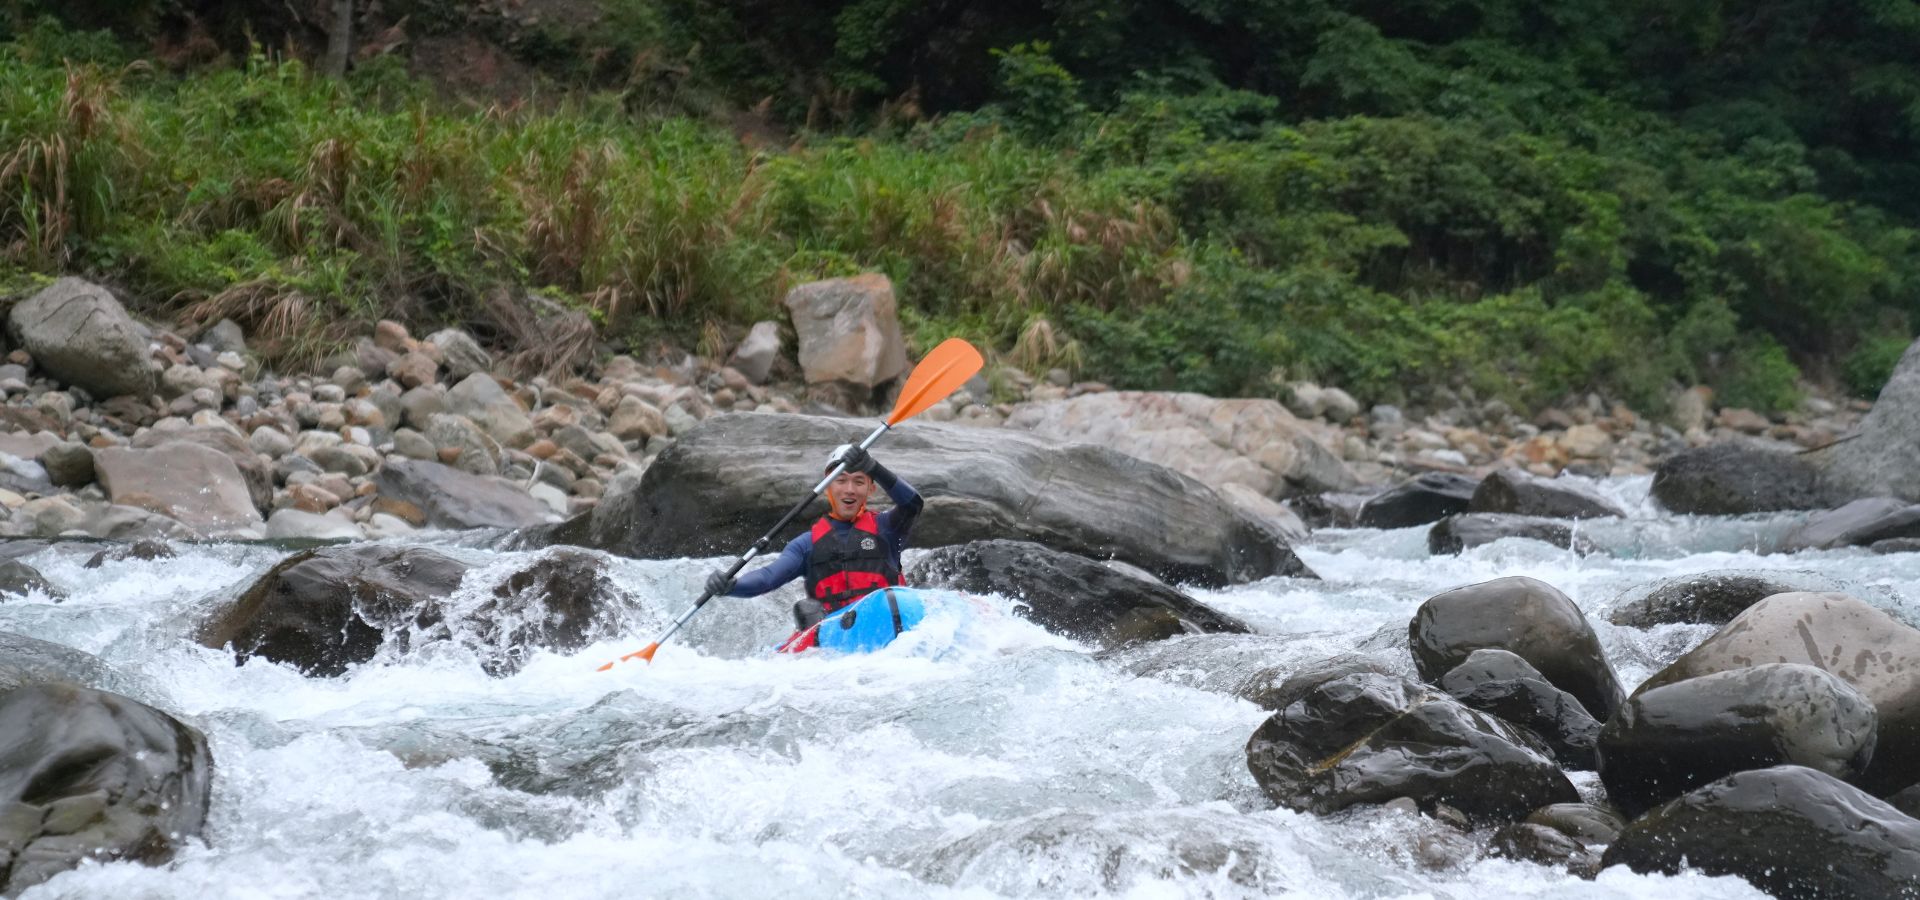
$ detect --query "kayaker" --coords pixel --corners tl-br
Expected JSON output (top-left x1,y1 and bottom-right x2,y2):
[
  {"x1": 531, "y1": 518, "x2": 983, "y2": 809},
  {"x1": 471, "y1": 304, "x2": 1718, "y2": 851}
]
[{"x1": 705, "y1": 444, "x2": 923, "y2": 637}]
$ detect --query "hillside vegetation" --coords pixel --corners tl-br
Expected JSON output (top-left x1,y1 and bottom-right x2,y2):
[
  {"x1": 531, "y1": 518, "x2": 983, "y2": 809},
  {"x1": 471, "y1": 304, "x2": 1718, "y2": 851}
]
[{"x1": 4, "y1": 1, "x2": 1919, "y2": 413}]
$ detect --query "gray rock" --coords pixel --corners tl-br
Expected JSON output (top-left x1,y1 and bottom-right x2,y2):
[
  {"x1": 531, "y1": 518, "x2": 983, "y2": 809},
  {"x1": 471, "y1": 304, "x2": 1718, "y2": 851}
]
[
  {"x1": 1490, "y1": 822, "x2": 1600, "y2": 875},
  {"x1": 1468, "y1": 469, "x2": 1625, "y2": 519},
  {"x1": 372, "y1": 458, "x2": 555, "y2": 529},
  {"x1": 1525, "y1": 802, "x2": 1625, "y2": 846},
  {"x1": 0, "y1": 451, "x2": 53, "y2": 495},
  {"x1": 82, "y1": 504, "x2": 196, "y2": 542},
  {"x1": 1778, "y1": 496, "x2": 1920, "y2": 551},
  {"x1": 1599, "y1": 664, "x2": 1877, "y2": 817},
  {"x1": 783, "y1": 274, "x2": 909, "y2": 388},
  {"x1": 1242, "y1": 654, "x2": 1396, "y2": 712},
  {"x1": 1321, "y1": 387, "x2": 1361, "y2": 422},
  {"x1": 726, "y1": 320, "x2": 782, "y2": 385},
  {"x1": 248, "y1": 426, "x2": 294, "y2": 459},
  {"x1": 1428, "y1": 513, "x2": 1600, "y2": 555},
  {"x1": 1809, "y1": 337, "x2": 1920, "y2": 503},
  {"x1": 519, "y1": 413, "x2": 1314, "y2": 586},
  {"x1": 1608, "y1": 569, "x2": 1849, "y2": 627},
  {"x1": 1601, "y1": 766, "x2": 1920, "y2": 900},
  {"x1": 0, "y1": 683, "x2": 212, "y2": 895},
  {"x1": 1358, "y1": 473, "x2": 1479, "y2": 528},
  {"x1": 909, "y1": 540, "x2": 1251, "y2": 650},
  {"x1": 1440, "y1": 649, "x2": 1601, "y2": 770},
  {"x1": 1410, "y1": 576, "x2": 1624, "y2": 722},
  {"x1": 425, "y1": 413, "x2": 501, "y2": 477},
  {"x1": 132, "y1": 425, "x2": 272, "y2": 513},
  {"x1": 1288, "y1": 492, "x2": 1370, "y2": 529},
  {"x1": 426, "y1": 328, "x2": 492, "y2": 380},
  {"x1": 93, "y1": 443, "x2": 262, "y2": 536},
  {"x1": 308, "y1": 444, "x2": 370, "y2": 478},
  {"x1": 6, "y1": 278, "x2": 155, "y2": 399},
  {"x1": 1636, "y1": 592, "x2": 1920, "y2": 794},
  {"x1": 0, "y1": 431, "x2": 59, "y2": 460},
  {"x1": 608, "y1": 395, "x2": 667, "y2": 441},
  {"x1": 264, "y1": 508, "x2": 363, "y2": 541},
  {"x1": 1651, "y1": 442, "x2": 1830, "y2": 515},
  {"x1": 443, "y1": 373, "x2": 534, "y2": 448},
  {"x1": 399, "y1": 385, "x2": 446, "y2": 430},
  {"x1": 391, "y1": 428, "x2": 435, "y2": 460},
  {"x1": 1875, "y1": 538, "x2": 1920, "y2": 555},
  {"x1": 0, "y1": 559, "x2": 59, "y2": 600},
  {"x1": 0, "y1": 631, "x2": 141, "y2": 696},
  {"x1": 1246, "y1": 673, "x2": 1577, "y2": 823},
  {"x1": 201, "y1": 318, "x2": 246, "y2": 354}
]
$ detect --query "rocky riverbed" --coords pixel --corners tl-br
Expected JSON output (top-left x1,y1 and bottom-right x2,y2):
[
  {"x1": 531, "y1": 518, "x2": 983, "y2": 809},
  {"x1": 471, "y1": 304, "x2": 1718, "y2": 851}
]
[{"x1": 4, "y1": 273, "x2": 1920, "y2": 899}]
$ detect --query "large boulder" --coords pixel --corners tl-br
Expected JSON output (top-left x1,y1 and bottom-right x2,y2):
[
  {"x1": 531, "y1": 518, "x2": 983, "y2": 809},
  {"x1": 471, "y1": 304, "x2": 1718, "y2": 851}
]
[
  {"x1": 1608, "y1": 569, "x2": 1849, "y2": 627},
  {"x1": 782, "y1": 274, "x2": 909, "y2": 389},
  {"x1": 1000, "y1": 392, "x2": 1357, "y2": 499},
  {"x1": 1245, "y1": 672, "x2": 1578, "y2": 823},
  {"x1": 0, "y1": 684, "x2": 212, "y2": 895},
  {"x1": 93, "y1": 443, "x2": 263, "y2": 536},
  {"x1": 1601, "y1": 766, "x2": 1920, "y2": 900},
  {"x1": 908, "y1": 540, "x2": 1250, "y2": 649},
  {"x1": 1808, "y1": 336, "x2": 1920, "y2": 503},
  {"x1": 1650, "y1": 442, "x2": 1829, "y2": 515},
  {"x1": 522, "y1": 413, "x2": 1312, "y2": 586},
  {"x1": 5, "y1": 278, "x2": 155, "y2": 399},
  {"x1": 132, "y1": 424, "x2": 273, "y2": 514},
  {"x1": 1357, "y1": 473, "x2": 1478, "y2": 529},
  {"x1": 197, "y1": 545, "x2": 471, "y2": 676},
  {"x1": 1468, "y1": 469, "x2": 1624, "y2": 519},
  {"x1": 453, "y1": 548, "x2": 634, "y2": 677},
  {"x1": 1438, "y1": 649, "x2": 1600, "y2": 770},
  {"x1": 1427, "y1": 513, "x2": 1599, "y2": 556},
  {"x1": 0, "y1": 631, "x2": 140, "y2": 696},
  {"x1": 1637, "y1": 592, "x2": 1920, "y2": 794},
  {"x1": 1776, "y1": 496, "x2": 1920, "y2": 551},
  {"x1": 373, "y1": 457, "x2": 556, "y2": 530},
  {"x1": 1599, "y1": 664, "x2": 1879, "y2": 817},
  {"x1": 1409, "y1": 576, "x2": 1623, "y2": 722}
]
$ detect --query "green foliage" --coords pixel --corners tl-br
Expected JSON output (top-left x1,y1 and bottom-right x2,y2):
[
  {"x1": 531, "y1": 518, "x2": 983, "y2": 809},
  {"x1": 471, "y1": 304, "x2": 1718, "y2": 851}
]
[{"x1": 1843, "y1": 335, "x2": 1913, "y2": 399}]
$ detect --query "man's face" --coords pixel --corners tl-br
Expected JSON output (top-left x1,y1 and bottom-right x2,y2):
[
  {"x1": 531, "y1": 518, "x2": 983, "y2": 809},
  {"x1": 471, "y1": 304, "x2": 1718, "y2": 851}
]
[{"x1": 826, "y1": 471, "x2": 875, "y2": 518}]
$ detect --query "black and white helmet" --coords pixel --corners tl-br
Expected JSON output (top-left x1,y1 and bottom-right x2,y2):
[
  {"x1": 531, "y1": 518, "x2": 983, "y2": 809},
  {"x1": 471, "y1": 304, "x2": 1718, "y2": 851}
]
[{"x1": 824, "y1": 443, "x2": 855, "y2": 474}]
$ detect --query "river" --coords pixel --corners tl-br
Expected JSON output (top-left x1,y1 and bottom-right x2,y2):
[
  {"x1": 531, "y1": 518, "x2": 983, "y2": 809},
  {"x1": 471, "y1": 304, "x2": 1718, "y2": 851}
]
[{"x1": 8, "y1": 476, "x2": 1910, "y2": 899}]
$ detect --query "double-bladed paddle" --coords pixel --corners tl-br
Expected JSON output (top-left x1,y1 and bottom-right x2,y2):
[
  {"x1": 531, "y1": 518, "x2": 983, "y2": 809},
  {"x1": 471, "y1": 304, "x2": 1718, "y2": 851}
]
[{"x1": 597, "y1": 337, "x2": 984, "y2": 669}]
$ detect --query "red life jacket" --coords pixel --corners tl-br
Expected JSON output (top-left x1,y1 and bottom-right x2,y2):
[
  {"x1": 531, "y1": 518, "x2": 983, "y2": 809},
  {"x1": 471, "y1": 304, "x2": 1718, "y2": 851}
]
[{"x1": 803, "y1": 511, "x2": 902, "y2": 612}]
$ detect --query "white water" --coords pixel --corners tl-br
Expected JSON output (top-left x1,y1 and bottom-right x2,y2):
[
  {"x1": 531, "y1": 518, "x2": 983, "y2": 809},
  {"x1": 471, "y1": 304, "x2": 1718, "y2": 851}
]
[{"x1": 7, "y1": 476, "x2": 1916, "y2": 899}]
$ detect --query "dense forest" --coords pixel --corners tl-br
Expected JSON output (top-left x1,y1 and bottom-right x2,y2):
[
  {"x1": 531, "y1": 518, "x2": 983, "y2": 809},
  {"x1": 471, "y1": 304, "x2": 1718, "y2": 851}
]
[{"x1": 4, "y1": 0, "x2": 1918, "y2": 414}]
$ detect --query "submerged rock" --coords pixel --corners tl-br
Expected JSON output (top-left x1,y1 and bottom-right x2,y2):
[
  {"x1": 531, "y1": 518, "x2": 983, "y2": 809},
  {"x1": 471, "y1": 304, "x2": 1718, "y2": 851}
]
[
  {"x1": 1637, "y1": 592, "x2": 1920, "y2": 794},
  {"x1": 1468, "y1": 469, "x2": 1624, "y2": 519},
  {"x1": 0, "y1": 559, "x2": 58, "y2": 600},
  {"x1": 1608, "y1": 569, "x2": 1848, "y2": 627},
  {"x1": 908, "y1": 540, "x2": 1249, "y2": 650},
  {"x1": 1600, "y1": 664, "x2": 1879, "y2": 817},
  {"x1": 1245, "y1": 672, "x2": 1577, "y2": 823},
  {"x1": 1427, "y1": 513, "x2": 1599, "y2": 556},
  {"x1": 1650, "y1": 442, "x2": 1829, "y2": 515},
  {"x1": 522, "y1": 413, "x2": 1311, "y2": 586},
  {"x1": 1357, "y1": 473, "x2": 1478, "y2": 529},
  {"x1": 1438, "y1": 649, "x2": 1600, "y2": 770},
  {"x1": 1489, "y1": 822, "x2": 1599, "y2": 875},
  {"x1": 0, "y1": 631, "x2": 141, "y2": 696},
  {"x1": 1601, "y1": 766, "x2": 1920, "y2": 900},
  {"x1": 0, "y1": 683, "x2": 213, "y2": 895},
  {"x1": 1409, "y1": 576, "x2": 1624, "y2": 722}
]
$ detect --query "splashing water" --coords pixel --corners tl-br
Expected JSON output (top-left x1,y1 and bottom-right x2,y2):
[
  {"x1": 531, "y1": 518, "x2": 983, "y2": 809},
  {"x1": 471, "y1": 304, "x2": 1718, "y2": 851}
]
[{"x1": 12, "y1": 477, "x2": 1901, "y2": 898}]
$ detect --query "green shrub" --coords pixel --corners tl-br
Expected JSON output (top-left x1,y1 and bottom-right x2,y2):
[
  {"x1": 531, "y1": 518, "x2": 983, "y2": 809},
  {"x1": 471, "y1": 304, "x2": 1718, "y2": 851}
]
[{"x1": 1843, "y1": 335, "x2": 1913, "y2": 399}]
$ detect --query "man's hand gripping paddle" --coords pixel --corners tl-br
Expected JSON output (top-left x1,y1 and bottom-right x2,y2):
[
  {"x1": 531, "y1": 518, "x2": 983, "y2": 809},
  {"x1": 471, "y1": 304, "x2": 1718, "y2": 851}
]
[{"x1": 597, "y1": 338, "x2": 984, "y2": 670}]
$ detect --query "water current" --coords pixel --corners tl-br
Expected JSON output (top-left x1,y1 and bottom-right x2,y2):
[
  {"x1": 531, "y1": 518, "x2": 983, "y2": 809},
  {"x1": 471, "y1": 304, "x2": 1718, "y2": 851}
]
[{"x1": 7, "y1": 476, "x2": 1916, "y2": 899}]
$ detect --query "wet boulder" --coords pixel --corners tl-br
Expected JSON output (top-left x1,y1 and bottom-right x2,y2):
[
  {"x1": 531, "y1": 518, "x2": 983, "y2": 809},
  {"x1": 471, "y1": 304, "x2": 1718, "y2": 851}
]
[
  {"x1": 1409, "y1": 576, "x2": 1624, "y2": 722},
  {"x1": 0, "y1": 559, "x2": 58, "y2": 600},
  {"x1": 1426, "y1": 513, "x2": 1599, "y2": 556},
  {"x1": 520, "y1": 413, "x2": 1311, "y2": 586},
  {"x1": 1288, "y1": 492, "x2": 1369, "y2": 529},
  {"x1": 1438, "y1": 649, "x2": 1600, "y2": 770},
  {"x1": 1601, "y1": 766, "x2": 1920, "y2": 900},
  {"x1": 1607, "y1": 569, "x2": 1848, "y2": 627},
  {"x1": 373, "y1": 457, "x2": 557, "y2": 530},
  {"x1": 0, "y1": 631, "x2": 141, "y2": 696},
  {"x1": 0, "y1": 684, "x2": 212, "y2": 895},
  {"x1": 1600, "y1": 664, "x2": 1878, "y2": 817},
  {"x1": 1245, "y1": 653, "x2": 1397, "y2": 712},
  {"x1": 1892, "y1": 785, "x2": 1920, "y2": 820},
  {"x1": 1468, "y1": 470, "x2": 1624, "y2": 519},
  {"x1": 909, "y1": 540, "x2": 1249, "y2": 650},
  {"x1": 1650, "y1": 442, "x2": 1830, "y2": 515},
  {"x1": 1637, "y1": 592, "x2": 1920, "y2": 794},
  {"x1": 1777, "y1": 496, "x2": 1920, "y2": 551},
  {"x1": 1356, "y1": 473, "x2": 1478, "y2": 529},
  {"x1": 1245, "y1": 672, "x2": 1577, "y2": 823},
  {"x1": 453, "y1": 549, "x2": 636, "y2": 677},
  {"x1": 1489, "y1": 823, "x2": 1599, "y2": 875},
  {"x1": 197, "y1": 545, "x2": 475, "y2": 677}
]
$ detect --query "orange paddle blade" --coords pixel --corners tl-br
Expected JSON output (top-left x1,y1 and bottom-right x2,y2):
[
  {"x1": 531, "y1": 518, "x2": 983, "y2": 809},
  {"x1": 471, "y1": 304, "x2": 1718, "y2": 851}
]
[
  {"x1": 596, "y1": 643, "x2": 660, "y2": 671},
  {"x1": 888, "y1": 338, "x2": 984, "y2": 426}
]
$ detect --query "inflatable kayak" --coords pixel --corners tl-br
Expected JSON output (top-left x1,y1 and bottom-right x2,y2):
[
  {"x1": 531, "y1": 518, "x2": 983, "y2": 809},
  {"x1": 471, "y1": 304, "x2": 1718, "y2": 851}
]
[{"x1": 776, "y1": 586, "x2": 929, "y2": 654}]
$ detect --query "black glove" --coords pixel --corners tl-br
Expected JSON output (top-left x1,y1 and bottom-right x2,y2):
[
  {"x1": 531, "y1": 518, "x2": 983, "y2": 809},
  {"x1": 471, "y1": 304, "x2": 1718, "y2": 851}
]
[
  {"x1": 705, "y1": 570, "x2": 736, "y2": 597},
  {"x1": 792, "y1": 598, "x2": 827, "y2": 630},
  {"x1": 835, "y1": 445, "x2": 874, "y2": 474}
]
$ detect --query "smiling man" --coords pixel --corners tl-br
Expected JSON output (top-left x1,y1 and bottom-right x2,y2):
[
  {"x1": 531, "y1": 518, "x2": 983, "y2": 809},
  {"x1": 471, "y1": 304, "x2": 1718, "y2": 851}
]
[{"x1": 705, "y1": 444, "x2": 924, "y2": 637}]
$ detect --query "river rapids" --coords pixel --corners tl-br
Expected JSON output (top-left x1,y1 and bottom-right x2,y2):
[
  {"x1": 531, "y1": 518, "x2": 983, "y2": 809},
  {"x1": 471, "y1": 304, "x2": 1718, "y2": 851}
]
[{"x1": 6, "y1": 476, "x2": 1913, "y2": 899}]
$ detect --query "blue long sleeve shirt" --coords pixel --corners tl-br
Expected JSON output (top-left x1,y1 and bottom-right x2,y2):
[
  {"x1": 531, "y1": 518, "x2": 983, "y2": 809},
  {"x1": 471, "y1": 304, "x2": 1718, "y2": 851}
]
[{"x1": 727, "y1": 472, "x2": 922, "y2": 597}]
